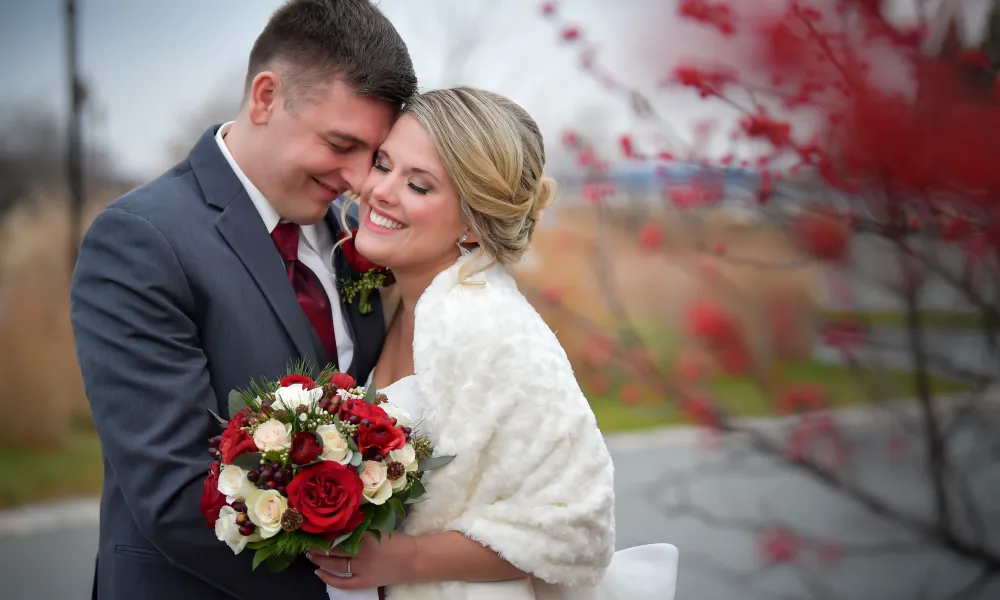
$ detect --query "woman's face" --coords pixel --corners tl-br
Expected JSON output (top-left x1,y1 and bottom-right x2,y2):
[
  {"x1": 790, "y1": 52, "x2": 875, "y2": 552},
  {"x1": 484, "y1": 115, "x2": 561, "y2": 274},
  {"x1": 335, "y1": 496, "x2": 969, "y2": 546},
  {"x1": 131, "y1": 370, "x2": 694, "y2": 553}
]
[{"x1": 355, "y1": 114, "x2": 470, "y2": 275}]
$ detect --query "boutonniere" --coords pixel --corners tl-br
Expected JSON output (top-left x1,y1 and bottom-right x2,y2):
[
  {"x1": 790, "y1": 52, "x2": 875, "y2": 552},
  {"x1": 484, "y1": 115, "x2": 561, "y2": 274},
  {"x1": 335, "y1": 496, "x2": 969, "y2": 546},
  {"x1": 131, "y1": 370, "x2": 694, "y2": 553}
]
[{"x1": 337, "y1": 229, "x2": 394, "y2": 315}]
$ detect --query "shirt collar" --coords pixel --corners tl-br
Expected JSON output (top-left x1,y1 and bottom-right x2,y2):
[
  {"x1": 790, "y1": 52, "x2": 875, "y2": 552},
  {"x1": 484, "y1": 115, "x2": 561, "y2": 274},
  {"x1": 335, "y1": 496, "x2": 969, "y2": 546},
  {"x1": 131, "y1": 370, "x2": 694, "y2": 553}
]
[{"x1": 215, "y1": 121, "x2": 281, "y2": 234}]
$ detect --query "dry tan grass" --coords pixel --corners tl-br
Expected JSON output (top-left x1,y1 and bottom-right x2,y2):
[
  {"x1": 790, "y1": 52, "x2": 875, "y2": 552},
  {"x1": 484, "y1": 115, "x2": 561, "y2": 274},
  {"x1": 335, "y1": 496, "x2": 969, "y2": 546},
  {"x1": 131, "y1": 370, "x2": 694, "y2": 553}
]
[{"x1": 0, "y1": 198, "x2": 109, "y2": 449}]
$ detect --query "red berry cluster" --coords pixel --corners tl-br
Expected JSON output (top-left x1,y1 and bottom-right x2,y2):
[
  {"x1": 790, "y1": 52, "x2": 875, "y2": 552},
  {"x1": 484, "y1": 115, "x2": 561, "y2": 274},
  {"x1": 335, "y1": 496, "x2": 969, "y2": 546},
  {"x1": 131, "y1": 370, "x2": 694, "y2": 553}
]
[
  {"x1": 229, "y1": 500, "x2": 256, "y2": 537},
  {"x1": 248, "y1": 462, "x2": 290, "y2": 497}
]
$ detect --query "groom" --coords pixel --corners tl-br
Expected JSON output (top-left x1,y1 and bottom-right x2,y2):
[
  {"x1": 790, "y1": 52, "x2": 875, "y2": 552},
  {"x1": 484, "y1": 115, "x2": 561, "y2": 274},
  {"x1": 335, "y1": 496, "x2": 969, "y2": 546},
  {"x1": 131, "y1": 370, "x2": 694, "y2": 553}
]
[{"x1": 69, "y1": 1, "x2": 416, "y2": 598}]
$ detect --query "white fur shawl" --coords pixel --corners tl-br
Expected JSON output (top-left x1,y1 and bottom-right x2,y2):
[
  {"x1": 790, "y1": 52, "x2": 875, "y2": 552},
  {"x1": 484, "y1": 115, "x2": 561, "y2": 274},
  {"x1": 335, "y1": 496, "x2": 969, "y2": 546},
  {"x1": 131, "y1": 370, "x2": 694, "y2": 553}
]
[{"x1": 385, "y1": 254, "x2": 616, "y2": 600}]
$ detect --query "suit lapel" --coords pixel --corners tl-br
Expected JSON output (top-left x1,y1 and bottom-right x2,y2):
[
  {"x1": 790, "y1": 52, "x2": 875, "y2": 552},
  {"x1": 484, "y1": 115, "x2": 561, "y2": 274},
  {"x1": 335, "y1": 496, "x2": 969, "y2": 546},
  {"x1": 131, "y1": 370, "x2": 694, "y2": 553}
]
[
  {"x1": 324, "y1": 207, "x2": 386, "y2": 380},
  {"x1": 190, "y1": 126, "x2": 326, "y2": 370}
]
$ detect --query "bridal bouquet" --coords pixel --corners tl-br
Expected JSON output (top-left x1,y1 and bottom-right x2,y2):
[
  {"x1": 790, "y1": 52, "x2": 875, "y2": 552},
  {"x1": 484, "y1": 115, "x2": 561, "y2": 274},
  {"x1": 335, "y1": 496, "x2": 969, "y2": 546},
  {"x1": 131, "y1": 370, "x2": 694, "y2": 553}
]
[{"x1": 199, "y1": 363, "x2": 453, "y2": 572}]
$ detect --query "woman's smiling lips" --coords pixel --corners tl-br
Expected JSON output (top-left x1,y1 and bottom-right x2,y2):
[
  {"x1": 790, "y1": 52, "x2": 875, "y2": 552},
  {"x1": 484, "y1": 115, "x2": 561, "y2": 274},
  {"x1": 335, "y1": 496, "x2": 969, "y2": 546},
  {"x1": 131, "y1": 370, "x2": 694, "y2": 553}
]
[{"x1": 364, "y1": 206, "x2": 407, "y2": 233}]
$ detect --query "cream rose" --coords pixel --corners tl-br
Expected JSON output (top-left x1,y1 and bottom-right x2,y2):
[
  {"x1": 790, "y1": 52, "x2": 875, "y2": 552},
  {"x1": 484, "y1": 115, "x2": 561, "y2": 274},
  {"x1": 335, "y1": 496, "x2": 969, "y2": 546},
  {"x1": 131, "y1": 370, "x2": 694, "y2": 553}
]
[
  {"x1": 214, "y1": 506, "x2": 249, "y2": 554},
  {"x1": 379, "y1": 402, "x2": 411, "y2": 427},
  {"x1": 253, "y1": 419, "x2": 292, "y2": 452},
  {"x1": 315, "y1": 424, "x2": 353, "y2": 464},
  {"x1": 359, "y1": 460, "x2": 392, "y2": 505},
  {"x1": 387, "y1": 444, "x2": 418, "y2": 491},
  {"x1": 273, "y1": 384, "x2": 323, "y2": 412},
  {"x1": 246, "y1": 489, "x2": 288, "y2": 539},
  {"x1": 217, "y1": 464, "x2": 254, "y2": 502}
]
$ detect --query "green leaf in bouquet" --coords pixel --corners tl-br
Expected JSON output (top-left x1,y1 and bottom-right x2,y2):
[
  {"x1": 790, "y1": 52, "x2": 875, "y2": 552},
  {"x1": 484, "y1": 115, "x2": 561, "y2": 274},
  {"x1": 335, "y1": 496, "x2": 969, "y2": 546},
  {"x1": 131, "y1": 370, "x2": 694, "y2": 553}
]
[
  {"x1": 228, "y1": 390, "x2": 248, "y2": 418},
  {"x1": 364, "y1": 381, "x2": 378, "y2": 405},
  {"x1": 335, "y1": 513, "x2": 373, "y2": 557},
  {"x1": 266, "y1": 552, "x2": 296, "y2": 573},
  {"x1": 370, "y1": 502, "x2": 396, "y2": 533},
  {"x1": 232, "y1": 452, "x2": 264, "y2": 471},
  {"x1": 207, "y1": 408, "x2": 228, "y2": 427},
  {"x1": 251, "y1": 543, "x2": 279, "y2": 571},
  {"x1": 418, "y1": 454, "x2": 456, "y2": 472},
  {"x1": 330, "y1": 530, "x2": 354, "y2": 548},
  {"x1": 349, "y1": 451, "x2": 363, "y2": 467},
  {"x1": 407, "y1": 478, "x2": 427, "y2": 502},
  {"x1": 347, "y1": 436, "x2": 359, "y2": 453},
  {"x1": 388, "y1": 497, "x2": 406, "y2": 520}
]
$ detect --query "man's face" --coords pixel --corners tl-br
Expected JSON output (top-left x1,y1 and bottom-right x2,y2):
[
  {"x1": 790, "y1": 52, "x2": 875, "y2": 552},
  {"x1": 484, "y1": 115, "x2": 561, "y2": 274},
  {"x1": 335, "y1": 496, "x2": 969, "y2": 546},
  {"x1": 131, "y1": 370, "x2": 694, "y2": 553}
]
[{"x1": 252, "y1": 76, "x2": 397, "y2": 225}]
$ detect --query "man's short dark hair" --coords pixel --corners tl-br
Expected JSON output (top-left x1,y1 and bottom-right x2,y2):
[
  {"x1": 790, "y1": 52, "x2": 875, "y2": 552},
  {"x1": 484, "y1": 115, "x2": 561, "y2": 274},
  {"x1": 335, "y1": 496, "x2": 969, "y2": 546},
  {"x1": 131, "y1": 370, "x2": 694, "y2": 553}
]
[{"x1": 245, "y1": 0, "x2": 417, "y2": 109}]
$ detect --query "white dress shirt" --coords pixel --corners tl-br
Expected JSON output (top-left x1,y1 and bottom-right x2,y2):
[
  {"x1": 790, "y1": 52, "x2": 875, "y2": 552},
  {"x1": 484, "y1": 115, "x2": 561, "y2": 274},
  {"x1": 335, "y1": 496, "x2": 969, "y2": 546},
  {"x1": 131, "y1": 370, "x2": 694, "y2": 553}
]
[{"x1": 215, "y1": 122, "x2": 354, "y2": 369}]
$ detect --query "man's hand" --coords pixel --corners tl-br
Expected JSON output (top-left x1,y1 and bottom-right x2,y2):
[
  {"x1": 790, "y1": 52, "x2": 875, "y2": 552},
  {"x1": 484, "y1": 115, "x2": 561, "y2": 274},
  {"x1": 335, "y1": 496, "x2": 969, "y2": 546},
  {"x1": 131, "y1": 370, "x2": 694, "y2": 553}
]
[{"x1": 309, "y1": 532, "x2": 419, "y2": 590}]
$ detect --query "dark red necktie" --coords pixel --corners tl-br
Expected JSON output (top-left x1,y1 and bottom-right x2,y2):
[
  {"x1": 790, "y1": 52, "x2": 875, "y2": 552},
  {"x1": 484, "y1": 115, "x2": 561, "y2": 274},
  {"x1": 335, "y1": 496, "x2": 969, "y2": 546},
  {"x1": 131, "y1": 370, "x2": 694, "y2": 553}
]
[{"x1": 271, "y1": 222, "x2": 338, "y2": 365}]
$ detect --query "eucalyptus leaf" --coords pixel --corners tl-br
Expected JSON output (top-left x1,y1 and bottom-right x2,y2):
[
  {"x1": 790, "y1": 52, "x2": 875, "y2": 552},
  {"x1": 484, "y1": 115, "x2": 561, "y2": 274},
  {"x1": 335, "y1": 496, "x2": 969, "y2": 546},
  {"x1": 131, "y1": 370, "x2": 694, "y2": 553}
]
[
  {"x1": 228, "y1": 390, "x2": 247, "y2": 418},
  {"x1": 364, "y1": 382, "x2": 378, "y2": 405},
  {"x1": 207, "y1": 408, "x2": 228, "y2": 427},
  {"x1": 232, "y1": 452, "x2": 263, "y2": 471},
  {"x1": 252, "y1": 544, "x2": 278, "y2": 571},
  {"x1": 419, "y1": 454, "x2": 456, "y2": 472},
  {"x1": 349, "y1": 452, "x2": 363, "y2": 467}
]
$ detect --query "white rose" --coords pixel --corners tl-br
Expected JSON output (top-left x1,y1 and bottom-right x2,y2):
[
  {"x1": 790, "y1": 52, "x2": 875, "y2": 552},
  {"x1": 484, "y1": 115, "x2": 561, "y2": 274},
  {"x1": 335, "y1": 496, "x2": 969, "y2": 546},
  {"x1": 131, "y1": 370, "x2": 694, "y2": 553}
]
[
  {"x1": 387, "y1": 444, "x2": 418, "y2": 491},
  {"x1": 359, "y1": 460, "x2": 393, "y2": 505},
  {"x1": 379, "y1": 402, "x2": 411, "y2": 427},
  {"x1": 214, "y1": 506, "x2": 249, "y2": 554},
  {"x1": 253, "y1": 419, "x2": 292, "y2": 452},
  {"x1": 217, "y1": 464, "x2": 255, "y2": 502},
  {"x1": 246, "y1": 489, "x2": 288, "y2": 539},
  {"x1": 273, "y1": 384, "x2": 323, "y2": 412},
  {"x1": 316, "y1": 424, "x2": 353, "y2": 464}
]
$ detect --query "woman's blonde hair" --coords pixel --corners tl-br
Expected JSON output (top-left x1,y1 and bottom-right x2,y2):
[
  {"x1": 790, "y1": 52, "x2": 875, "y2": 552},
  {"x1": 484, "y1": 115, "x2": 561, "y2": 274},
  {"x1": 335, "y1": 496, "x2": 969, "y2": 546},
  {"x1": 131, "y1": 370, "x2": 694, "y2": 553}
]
[{"x1": 403, "y1": 87, "x2": 556, "y2": 272}]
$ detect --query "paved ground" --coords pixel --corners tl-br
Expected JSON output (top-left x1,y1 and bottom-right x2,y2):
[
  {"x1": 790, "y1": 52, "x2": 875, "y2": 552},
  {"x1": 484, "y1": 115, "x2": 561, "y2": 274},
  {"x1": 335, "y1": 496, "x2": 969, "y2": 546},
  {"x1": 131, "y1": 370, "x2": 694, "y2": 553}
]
[{"x1": 4, "y1": 400, "x2": 1000, "y2": 600}]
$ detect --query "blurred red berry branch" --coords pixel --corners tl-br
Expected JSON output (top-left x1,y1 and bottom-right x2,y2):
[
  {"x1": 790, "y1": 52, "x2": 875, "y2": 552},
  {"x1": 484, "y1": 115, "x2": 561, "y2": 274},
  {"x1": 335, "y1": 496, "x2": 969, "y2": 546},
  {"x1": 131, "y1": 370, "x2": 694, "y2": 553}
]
[{"x1": 536, "y1": 0, "x2": 1000, "y2": 594}]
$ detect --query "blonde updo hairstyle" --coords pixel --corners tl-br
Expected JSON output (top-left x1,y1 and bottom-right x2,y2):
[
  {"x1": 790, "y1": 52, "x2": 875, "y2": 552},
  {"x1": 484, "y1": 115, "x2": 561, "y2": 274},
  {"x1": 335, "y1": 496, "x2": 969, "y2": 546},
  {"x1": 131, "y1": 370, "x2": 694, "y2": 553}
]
[{"x1": 403, "y1": 87, "x2": 556, "y2": 276}]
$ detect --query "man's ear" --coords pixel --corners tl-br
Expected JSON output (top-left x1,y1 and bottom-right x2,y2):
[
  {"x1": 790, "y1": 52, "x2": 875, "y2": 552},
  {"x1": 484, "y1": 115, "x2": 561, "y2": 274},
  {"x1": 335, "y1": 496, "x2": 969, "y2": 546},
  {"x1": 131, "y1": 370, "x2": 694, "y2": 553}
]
[{"x1": 247, "y1": 71, "x2": 281, "y2": 125}]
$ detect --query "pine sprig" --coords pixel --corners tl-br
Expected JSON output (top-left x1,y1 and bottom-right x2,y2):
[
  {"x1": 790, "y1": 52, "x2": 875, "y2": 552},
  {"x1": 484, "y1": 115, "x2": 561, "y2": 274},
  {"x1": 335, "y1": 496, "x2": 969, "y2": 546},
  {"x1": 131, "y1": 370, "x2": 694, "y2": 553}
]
[{"x1": 273, "y1": 529, "x2": 331, "y2": 556}]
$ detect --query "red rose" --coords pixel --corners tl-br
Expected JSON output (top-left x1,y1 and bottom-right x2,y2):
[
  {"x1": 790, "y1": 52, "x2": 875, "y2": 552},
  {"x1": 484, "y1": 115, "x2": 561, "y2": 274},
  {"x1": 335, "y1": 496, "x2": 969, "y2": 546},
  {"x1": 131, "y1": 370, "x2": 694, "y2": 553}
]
[
  {"x1": 339, "y1": 229, "x2": 383, "y2": 273},
  {"x1": 280, "y1": 374, "x2": 316, "y2": 389},
  {"x1": 220, "y1": 411, "x2": 258, "y2": 463},
  {"x1": 199, "y1": 464, "x2": 228, "y2": 529},
  {"x1": 337, "y1": 398, "x2": 387, "y2": 424},
  {"x1": 290, "y1": 431, "x2": 323, "y2": 465},
  {"x1": 356, "y1": 419, "x2": 406, "y2": 458},
  {"x1": 286, "y1": 462, "x2": 365, "y2": 539},
  {"x1": 329, "y1": 372, "x2": 356, "y2": 391}
]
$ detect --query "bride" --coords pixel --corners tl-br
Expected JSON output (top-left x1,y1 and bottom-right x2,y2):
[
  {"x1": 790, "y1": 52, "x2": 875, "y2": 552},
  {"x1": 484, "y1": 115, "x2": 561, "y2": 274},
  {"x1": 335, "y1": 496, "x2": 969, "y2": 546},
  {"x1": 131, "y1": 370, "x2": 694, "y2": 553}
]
[{"x1": 309, "y1": 87, "x2": 676, "y2": 600}]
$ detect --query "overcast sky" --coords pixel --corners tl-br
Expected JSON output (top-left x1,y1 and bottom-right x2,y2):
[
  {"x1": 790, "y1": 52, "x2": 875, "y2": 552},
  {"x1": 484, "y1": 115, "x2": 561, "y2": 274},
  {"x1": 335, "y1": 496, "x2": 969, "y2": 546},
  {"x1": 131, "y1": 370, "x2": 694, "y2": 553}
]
[
  {"x1": 0, "y1": 0, "x2": 990, "y2": 179},
  {"x1": 0, "y1": 0, "x2": 666, "y2": 179}
]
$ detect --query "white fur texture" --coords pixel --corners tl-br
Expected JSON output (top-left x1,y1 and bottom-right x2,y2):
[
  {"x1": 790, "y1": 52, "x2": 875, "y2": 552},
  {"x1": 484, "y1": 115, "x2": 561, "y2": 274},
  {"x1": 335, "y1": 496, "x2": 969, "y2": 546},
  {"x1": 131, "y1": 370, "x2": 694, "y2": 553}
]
[{"x1": 387, "y1": 254, "x2": 616, "y2": 600}]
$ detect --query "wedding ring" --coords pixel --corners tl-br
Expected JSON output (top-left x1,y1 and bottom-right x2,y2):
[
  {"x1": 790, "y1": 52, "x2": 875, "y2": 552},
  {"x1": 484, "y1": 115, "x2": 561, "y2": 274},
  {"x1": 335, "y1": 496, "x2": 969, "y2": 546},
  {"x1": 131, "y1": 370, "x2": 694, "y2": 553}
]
[{"x1": 345, "y1": 558, "x2": 353, "y2": 578}]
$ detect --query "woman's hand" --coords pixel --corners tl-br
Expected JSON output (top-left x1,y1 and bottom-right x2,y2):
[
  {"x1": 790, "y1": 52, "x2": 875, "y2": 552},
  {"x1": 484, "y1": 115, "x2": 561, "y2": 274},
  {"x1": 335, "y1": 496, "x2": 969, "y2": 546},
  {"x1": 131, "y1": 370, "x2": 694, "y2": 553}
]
[{"x1": 309, "y1": 532, "x2": 419, "y2": 590}]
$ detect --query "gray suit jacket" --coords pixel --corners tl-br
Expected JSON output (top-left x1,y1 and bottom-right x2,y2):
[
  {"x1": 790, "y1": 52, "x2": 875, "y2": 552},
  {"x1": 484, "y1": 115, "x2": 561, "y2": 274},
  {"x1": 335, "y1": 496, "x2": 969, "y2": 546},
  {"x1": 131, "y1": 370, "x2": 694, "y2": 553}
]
[{"x1": 70, "y1": 126, "x2": 386, "y2": 599}]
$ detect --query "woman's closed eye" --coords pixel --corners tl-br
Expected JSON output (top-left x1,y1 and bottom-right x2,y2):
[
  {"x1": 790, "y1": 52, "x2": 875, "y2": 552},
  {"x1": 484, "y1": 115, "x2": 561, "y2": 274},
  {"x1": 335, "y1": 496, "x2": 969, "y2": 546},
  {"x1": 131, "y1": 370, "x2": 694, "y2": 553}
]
[{"x1": 373, "y1": 158, "x2": 430, "y2": 195}]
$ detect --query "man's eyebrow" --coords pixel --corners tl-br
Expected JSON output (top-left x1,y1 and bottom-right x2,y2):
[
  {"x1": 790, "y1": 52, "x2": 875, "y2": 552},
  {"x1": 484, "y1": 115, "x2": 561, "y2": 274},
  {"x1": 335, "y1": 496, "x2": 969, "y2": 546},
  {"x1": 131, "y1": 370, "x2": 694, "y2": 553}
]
[{"x1": 322, "y1": 130, "x2": 371, "y2": 148}]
